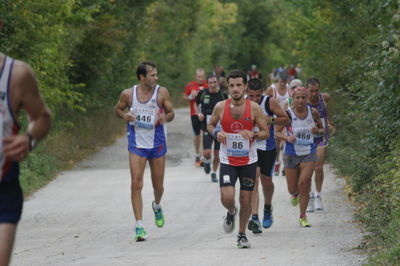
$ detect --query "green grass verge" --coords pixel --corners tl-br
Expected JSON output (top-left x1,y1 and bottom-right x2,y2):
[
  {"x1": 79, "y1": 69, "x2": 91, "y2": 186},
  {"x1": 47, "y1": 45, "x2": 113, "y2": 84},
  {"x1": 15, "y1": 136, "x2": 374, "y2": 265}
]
[{"x1": 19, "y1": 106, "x2": 125, "y2": 196}]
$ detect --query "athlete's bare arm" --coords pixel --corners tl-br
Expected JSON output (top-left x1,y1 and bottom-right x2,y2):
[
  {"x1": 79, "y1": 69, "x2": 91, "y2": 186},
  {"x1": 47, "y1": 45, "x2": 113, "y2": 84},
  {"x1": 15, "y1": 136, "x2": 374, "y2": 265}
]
[
  {"x1": 321, "y1": 92, "x2": 336, "y2": 135},
  {"x1": 265, "y1": 86, "x2": 274, "y2": 97},
  {"x1": 251, "y1": 102, "x2": 269, "y2": 141},
  {"x1": 114, "y1": 89, "x2": 135, "y2": 123},
  {"x1": 311, "y1": 107, "x2": 324, "y2": 135},
  {"x1": 3, "y1": 60, "x2": 52, "y2": 162},
  {"x1": 269, "y1": 98, "x2": 289, "y2": 125},
  {"x1": 207, "y1": 101, "x2": 226, "y2": 144},
  {"x1": 158, "y1": 87, "x2": 174, "y2": 123},
  {"x1": 274, "y1": 117, "x2": 292, "y2": 143}
]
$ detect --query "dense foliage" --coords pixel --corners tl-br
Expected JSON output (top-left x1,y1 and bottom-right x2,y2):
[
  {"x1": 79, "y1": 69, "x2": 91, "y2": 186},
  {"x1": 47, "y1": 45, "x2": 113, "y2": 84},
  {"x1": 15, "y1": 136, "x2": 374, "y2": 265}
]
[
  {"x1": 284, "y1": 0, "x2": 400, "y2": 264},
  {"x1": 1, "y1": 0, "x2": 399, "y2": 264}
]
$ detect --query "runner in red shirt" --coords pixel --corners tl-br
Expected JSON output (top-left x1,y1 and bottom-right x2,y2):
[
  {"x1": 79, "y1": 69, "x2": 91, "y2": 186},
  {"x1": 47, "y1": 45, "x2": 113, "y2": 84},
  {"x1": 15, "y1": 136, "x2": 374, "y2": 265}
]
[
  {"x1": 208, "y1": 69, "x2": 269, "y2": 249},
  {"x1": 183, "y1": 68, "x2": 208, "y2": 167}
]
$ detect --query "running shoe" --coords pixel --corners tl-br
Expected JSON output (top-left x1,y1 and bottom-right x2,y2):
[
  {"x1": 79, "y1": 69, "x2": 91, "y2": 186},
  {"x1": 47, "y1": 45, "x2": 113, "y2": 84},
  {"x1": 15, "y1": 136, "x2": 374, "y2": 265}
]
[
  {"x1": 315, "y1": 195, "x2": 324, "y2": 211},
  {"x1": 291, "y1": 195, "x2": 299, "y2": 206},
  {"x1": 223, "y1": 207, "x2": 237, "y2": 233},
  {"x1": 211, "y1": 173, "x2": 218, "y2": 183},
  {"x1": 282, "y1": 169, "x2": 286, "y2": 176},
  {"x1": 237, "y1": 233, "x2": 251, "y2": 248},
  {"x1": 299, "y1": 217, "x2": 311, "y2": 227},
  {"x1": 307, "y1": 192, "x2": 315, "y2": 212},
  {"x1": 262, "y1": 207, "x2": 273, "y2": 228},
  {"x1": 152, "y1": 201, "x2": 165, "y2": 227},
  {"x1": 135, "y1": 226, "x2": 148, "y2": 241},
  {"x1": 274, "y1": 163, "x2": 280, "y2": 176},
  {"x1": 248, "y1": 218, "x2": 262, "y2": 234},
  {"x1": 195, "y1": 156, "x2": 202, "y2": 167},
  {"x1": 203, "y1": 161, "x2": 211, "y2": 174}
]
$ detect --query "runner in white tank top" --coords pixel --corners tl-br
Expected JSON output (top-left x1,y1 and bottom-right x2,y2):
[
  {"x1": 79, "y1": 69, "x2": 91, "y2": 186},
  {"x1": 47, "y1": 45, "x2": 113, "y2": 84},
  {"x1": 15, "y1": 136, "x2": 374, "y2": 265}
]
[
  {"x1": 274, "y1": 86, "x2": 324, "y2": 228},
  {"x1": 266, "y1": 76, "x2": 290, "y2": 176},
  {"x1": 114, "y1": 61, "x2": 174, "y2": 242}
]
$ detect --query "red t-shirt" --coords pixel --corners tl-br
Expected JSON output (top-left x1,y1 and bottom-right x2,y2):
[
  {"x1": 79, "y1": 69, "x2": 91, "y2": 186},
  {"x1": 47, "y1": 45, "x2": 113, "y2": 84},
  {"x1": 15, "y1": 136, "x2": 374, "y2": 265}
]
[{"x1": 184, "y1": 80, "x2": 208, "y2": 115}]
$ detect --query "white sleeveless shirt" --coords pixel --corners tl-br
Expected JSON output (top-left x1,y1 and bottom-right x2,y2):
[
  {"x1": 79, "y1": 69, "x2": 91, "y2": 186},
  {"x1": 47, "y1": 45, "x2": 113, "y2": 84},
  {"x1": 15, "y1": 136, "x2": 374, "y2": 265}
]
[{"x1": 0, "y1": 56, "x2": 19, "y2": 181}]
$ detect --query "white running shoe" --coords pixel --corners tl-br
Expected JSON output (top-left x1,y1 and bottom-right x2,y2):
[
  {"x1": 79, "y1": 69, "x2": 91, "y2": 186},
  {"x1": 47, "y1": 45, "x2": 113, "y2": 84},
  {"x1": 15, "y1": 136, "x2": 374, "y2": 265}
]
[
  {"x1": 306, "y1": 192, "x2": 315, "y2": 212},
  {"x1": 223, "y1": 207, "x2": 237, "y2": 233},
  {"x1": 315, "y1": 195, "x2": 324, "y2": 210}
]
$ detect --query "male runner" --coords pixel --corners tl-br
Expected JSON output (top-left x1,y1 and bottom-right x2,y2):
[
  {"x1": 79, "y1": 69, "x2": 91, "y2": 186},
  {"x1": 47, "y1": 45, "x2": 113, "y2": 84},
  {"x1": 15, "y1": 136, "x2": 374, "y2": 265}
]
[
  {"x1": 246, "y1": 78, "x2": 289, "y2": 233},
  {"x1": 208, "y1": 70, "x2": 269, "y2": 248},
  {"x1": 306, "y1": 78, "x2": 335, "y2": 212},
  {"x1": 195, "y1": 74, "x2": 228, "y2": 182},
  {"x1": 183, "y1": 69, "x2": 207, "y2": 167},
  {"x1": 266, "y1": 76, "x2": 290, "y2": 176},
  {"x1": 0, "y1": 18, "x2": 53, "y2": 266},
  {"x1": 114, "y1": 61, "x2": 174, "y2": 241}
]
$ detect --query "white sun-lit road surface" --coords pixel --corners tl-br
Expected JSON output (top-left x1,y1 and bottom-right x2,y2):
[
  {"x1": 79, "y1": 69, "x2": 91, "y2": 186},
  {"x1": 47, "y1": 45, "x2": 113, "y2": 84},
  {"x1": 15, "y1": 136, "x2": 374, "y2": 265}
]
[{"x1": 12, "y1": 108, "x2": 366, "y2": 266}]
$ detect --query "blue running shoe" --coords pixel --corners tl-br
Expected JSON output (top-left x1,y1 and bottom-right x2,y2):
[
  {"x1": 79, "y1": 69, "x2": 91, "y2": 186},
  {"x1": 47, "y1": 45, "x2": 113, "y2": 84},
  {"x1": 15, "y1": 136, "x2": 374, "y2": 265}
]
[{"x1": 262, "y1": 207, "x2": 273, "y2": 229}]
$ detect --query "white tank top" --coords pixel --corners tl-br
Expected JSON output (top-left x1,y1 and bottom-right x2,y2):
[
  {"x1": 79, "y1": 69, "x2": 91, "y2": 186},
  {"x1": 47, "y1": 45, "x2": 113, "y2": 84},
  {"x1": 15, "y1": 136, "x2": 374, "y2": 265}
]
[
  {"x1": 128, "y1": 85, "x2": 166, "y2": 149},
  {"x1": 285, "y1": 106, "x2": 316, "y2": 156},
  {"x1": 0, "y1": 56, "x2": 19, "y2": 180},
  {"x1": 273, "y1": 85, "x2": 290, "y2": 109}
]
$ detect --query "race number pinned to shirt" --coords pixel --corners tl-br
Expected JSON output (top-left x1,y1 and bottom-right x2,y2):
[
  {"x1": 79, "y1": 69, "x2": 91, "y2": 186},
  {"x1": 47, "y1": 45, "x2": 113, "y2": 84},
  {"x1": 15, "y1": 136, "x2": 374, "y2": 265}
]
[
  {"x1": 294, "y1": 127, "x2": 313, "y2": 145},
  {"x1": 226, "y1": 133, "x2": 250, "y2": 157},
  {"x1": 130, "y1": 106, "x2": 156, "y2": 129}
]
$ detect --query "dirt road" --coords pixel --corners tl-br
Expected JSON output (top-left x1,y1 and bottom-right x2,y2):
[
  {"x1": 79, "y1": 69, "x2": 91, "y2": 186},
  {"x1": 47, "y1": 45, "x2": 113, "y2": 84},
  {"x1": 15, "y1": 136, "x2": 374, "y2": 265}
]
[{"x1": 12, "y1": 108, "x2": 366, "y2": 266}]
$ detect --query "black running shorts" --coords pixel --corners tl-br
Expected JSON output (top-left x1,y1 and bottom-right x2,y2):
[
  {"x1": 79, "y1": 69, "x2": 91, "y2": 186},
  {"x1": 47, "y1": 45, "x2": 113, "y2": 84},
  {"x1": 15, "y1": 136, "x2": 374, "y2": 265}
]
[{"x1": 219, "y1": 162, "x2": 257, "y2": 191}]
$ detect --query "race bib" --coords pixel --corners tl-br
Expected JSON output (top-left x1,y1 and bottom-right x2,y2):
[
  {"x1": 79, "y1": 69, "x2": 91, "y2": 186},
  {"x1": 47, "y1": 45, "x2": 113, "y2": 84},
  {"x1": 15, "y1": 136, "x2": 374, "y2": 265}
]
[
  {"x1": 130, "y1": 106, "x2": 156, "y2": 129},
  {"x1": 226, "y1": 133, "x2": 250, "y2": 157},
  {"x1": 294, "y1": 127, "x2": 313, "y2": 145}
]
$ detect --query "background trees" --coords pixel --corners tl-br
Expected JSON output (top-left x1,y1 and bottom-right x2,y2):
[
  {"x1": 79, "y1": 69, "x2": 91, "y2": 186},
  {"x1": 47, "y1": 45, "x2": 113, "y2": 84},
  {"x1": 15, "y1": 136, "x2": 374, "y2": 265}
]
[{"x1": 1, "y1": 0, "x2": 399, "y2": 263}]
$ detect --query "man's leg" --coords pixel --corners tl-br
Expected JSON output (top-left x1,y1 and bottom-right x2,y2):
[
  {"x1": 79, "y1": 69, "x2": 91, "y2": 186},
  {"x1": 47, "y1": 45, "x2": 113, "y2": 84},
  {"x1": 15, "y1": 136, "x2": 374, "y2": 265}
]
[
  {"x1": 260, "y1": 174, "x2": 274, "y2": 206},
  {"x1": 238, "y1": 189, "x2": 252, "y2": 234},
  {"x1": 212, "y1": 149, "x2": 219, "y2": 173},
  {"x1": 129, "y1": 152, "x2": 148, "y2": 221},
  {"x1": 315, "y1": 147, "x2": 326, "y2": 193},
  {"x1": 0, "y1": 223, "x2": 17, "y2": 266},
  {"x1": 220, "y1": 186, "x2": 236, "y2": 214},
  {"x1": 148, "y1": 156, "x2": 166, "y2": 205},
  {"x1": 250, "y1": 169, "x2": 260, "y2": 216}
]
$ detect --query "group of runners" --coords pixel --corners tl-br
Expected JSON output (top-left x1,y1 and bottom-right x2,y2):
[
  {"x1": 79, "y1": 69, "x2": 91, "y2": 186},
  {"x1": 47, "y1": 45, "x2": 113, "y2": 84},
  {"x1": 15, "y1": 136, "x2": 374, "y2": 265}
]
[
  {"x1": 184, "y1": 67, "x2": 335, "y2": 247},
  {"x1": 0, "y1": 48, "x2": 335, "y2": 264}
]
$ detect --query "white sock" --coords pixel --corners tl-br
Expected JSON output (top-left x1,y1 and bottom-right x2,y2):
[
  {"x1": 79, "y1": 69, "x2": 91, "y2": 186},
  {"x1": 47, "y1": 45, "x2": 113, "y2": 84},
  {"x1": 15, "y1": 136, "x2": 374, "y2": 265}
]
[
  {"x1": 315, "y1": 192, "x2": 321, "y2": 198},
  {"x1": 153, "y1": 202, "x2": 161, "y2": 210},
  {"x1": 136, "y1": 220, "x2": 143, "y2": 228},
  {"x1": 196, "y1": 153, "x2": 201, "y2": 158},
  {"x1": 211, "y1": 171, "x2": 216, "y2": 175}
]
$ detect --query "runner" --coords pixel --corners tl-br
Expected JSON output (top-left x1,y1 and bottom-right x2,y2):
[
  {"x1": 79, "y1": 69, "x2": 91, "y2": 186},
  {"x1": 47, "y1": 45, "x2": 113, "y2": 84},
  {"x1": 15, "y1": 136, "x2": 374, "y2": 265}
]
[
  {"x1": 0, "y1": 18, "x2": 53, "y2": 265},
  {"x1": 195, "y1": 74, "x2": 228, "y2": 182},
  {"x1": 246, "y1": 78, "x2": 289, "y2": 234},
  {"x1": 274, "y1": 86, "x2": 324, "y2": 227},
  {"x1": 114, "y1": 61, "x2": 174, "y2": 241},
  {"x1": 306, "y1": 78, "x2": 336, "y2": 212},
  {"x1": 183, "y1": 69, "x2": 208, "y2": 167},
  {"x1": 266, "y1": 76, "x2": 290, "y2": 176},
  {"x1": 208, "y1": 70, "x2": 269, "y2": 248}
]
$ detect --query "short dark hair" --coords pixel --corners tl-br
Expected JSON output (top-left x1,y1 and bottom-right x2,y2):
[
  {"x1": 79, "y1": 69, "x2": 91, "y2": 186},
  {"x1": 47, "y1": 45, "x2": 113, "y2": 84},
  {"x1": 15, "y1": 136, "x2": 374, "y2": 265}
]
[
  {"x1": 136, "y1": 61, "x2": 156, "y2": 80},
  {"x1": 247, "y1": 78, "x2": 263, "y2": 91},
  {"x1": 306, "y1": 77, "x2": 320, "y2": 87},
  {"x1": 227, "y1": 69, "x2": 247, "y2": 84},
  {"x1": 207, "y1": 73, "x2": 218, "y2": 81}
]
